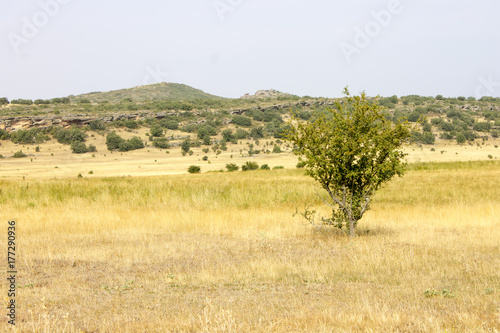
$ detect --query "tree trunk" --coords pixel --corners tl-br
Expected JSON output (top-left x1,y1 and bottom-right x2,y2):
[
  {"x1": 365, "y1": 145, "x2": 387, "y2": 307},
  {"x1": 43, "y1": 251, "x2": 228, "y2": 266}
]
[{"x1": 349, "y1": 218, "x2": 355, "y2": 237}]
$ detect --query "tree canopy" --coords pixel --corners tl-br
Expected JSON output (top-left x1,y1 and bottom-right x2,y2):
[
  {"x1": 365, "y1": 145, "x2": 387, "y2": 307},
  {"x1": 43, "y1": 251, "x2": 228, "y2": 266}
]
[{"x1": 287, "y1": 88, "x2": 411, "y2": 236}]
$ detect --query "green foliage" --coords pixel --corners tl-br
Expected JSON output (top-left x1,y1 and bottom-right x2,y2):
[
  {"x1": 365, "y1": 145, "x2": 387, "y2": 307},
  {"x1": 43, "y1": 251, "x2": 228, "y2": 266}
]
[
  {"x1": 119, "y1": 136, "x2": 145, "y2": 151},
  {"x1": 153, "y1": 137, "x2": 170, "y2": 149},
  {"x1": 260, "y1": 164, "x2": 270, "y2": 170},
  {"x1": 89, "y1": 120, "x2": 106, "y2": 131},
  {"x1": 225, "y1": 163, "x2": 239, "y2": 172},
  {"x1": 10, "y1": 128, "x2": 49, "y2": 144},
  {"x1": 221, "y1": 129, "x2": 233, "y2": 142},
  {"x1": 150, "y1": 124, "x2": 164, "y2": 137},
  {"x1": 188, "y1": 165, "x2": 201, "y2": 174},
  {"x1": 0, "y1": 97, "x2": 9, "y2": 105},
  {"x1": 13, "y1": 150, "x2": 27, "y2": 158},
  {"x1": 287, "y1": 88, "x2": 411, "y2": 237},
  {"x1": 202, "y1": 156, "x2": 208, "y2": 161},
  {"x1": 250, "y1": 126, "x2": 264, "y2": 139},
  {"x1": 272, "y1": 145, "x2": 282, "y2": 153},
  {"x1": 181, "y1": 138, "x2": 191, "y2": 154},
  {"x1": 11, "y1": 99, "x2": 33, "y2": 105},
  {"x1": 296, "y1": 161, "x2": 306, "y2": 168},
  {"x1": 456, "y1": 132, "x2": 466, "y2": 144},
  {"x1": 54, "y1": 128, "x2": 86, "y2": 145},
  {"x1": 234, "y1": 129, "x2": 249, "y2": 140},
  {"x1": 124, "y1": 120, "x2": 139, "y2": 129},
  {"x1": 0, "y1": 129, "x2": 10, "y2": 140},
  {"x1": 241, "y1": 161, "x2": 259, "y2": 171},
  {"x1": 160, "y1": 119, "x2": 179, "y2": 130},
  {"x1": 231, "y1": 115, "x2": 252, "y2": 127},
  {"x1": 71, "y1": 142, "x2": 97, "y2": 154},
  {"x1": 106, "y1": 132, "x2": 125, "y2": 151}
]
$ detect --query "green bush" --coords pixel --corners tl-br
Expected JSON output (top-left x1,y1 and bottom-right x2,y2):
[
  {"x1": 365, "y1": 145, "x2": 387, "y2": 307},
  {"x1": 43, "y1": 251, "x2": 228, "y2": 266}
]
[
  {"x1": 231, "y1": 115, "x2": 252, "y2": 127},
  {"x1": 160, "y1": 119, "x2": 179, "y2": 130},
  {"x1": 241, "y1": 161, "x2": 259, "y2": 171},
  {"x1": 188, "y1": 165, "x2": 201, "y2": 174},
  {"x1": 10, "y1": 128, "x2": 49, "y2": 144},
  {"x1": 0, "y1": 129, "x2": 10, "y2": 140},
  {"x1": 225, "y1": 163, "x2": 239, "y2": 172},
  {"x1": 296, "y1": 161, "x2": 307, "y2": 168},
  {"x1": 13, "y1": 150, "x2": 27, "y2": 158},
  {"x1": 106, "y1": 132, "x2": 125, "y2": 151},
  {"x1": 202, "y1": 156, "x2": 208, "y2": 161},
  {"x1": 272, "y1": 166, "x2": 284, "y2": 170},
  {"x1": 124, "y1": 120, "x2": 139, "y2": 129},
  {"x1": 272, "y1": 145, "x2": 282, "y2": 153},
  {"x1": 71, "y1": 142, "x2": 97, "y2": 154},
  {"x1": 54, "y1": 128, "x2": 86, "y2": 144},
  {"x1": 89, "y1": 120, "x2": 106, "y2": 131},
  {"x1": 153, "y1": 137, "x2": 170, "y2": 149},
  {"x1": 260, "y1": 164, "x2": 270, "y2": 170},
  {"x1": 150, "y1": 124, "x2": 163, "y2": 137}
]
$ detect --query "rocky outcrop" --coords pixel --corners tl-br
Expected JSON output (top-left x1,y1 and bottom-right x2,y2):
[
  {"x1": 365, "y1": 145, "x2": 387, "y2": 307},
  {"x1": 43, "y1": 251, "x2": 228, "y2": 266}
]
[{"x1": 0, "y1": 101, "x2": 334, "y2": 131}]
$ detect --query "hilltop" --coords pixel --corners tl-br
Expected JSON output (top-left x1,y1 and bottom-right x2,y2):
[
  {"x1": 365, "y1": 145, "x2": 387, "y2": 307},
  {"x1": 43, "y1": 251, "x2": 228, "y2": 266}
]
[{"x1": 68, "y1": 82, "x2": 225, "y2": 103}]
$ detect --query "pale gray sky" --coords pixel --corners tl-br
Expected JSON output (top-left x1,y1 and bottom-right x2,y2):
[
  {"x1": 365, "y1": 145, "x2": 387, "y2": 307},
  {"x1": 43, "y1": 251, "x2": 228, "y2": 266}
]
[{"x1": 1, "y1": 0, "x2": 499, "y2": 100}]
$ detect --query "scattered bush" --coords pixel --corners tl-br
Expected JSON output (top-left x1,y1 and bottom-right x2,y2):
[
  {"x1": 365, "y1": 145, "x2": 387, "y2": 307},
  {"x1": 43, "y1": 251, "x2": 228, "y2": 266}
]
[
  {"x1": 226, "y1": 163, "x2": 239, "y2": 172},
  {"x1": 241, "y1": 161, "x2": 259, "y2": 171},
  {"x1": 150, "y1": 124, "x2": 164, "y2": 137},
  {"x1": 153, "y1": 137, "x2": 170, "y2": 149},
  {"x1": 272, "y1": 166, "x2": 284, "y2": 170},
  {"x1": 89, "y1": 120, "x2": 106, "y2": 131},
  {"x1": 231, "y1": 115, "x2": 252, "y2": 127},
  {"x1": 296, "y1": 161, "x2": 307, "y2": 168},
  {"x1": 13, "y1": 150, "x2": 27, "y2": 158},
  {"x1": 71, "y1": 142, "x2": 96, "y2": 154},
  {"x1": 54, "y1": 128, "x2": 86, "y2": 145},
  {"x1": 260, "y1": 164, "x2": 270, "y2": 170},
  {"x1": 272, "y1": 145, "x2": 282, "y2": 153},
  {"x1": 10, "y1": 128, "x2": 49, "y2": 144},
  {"x1": 188, "y1": 165, "x2": 201, "y2": 174}
]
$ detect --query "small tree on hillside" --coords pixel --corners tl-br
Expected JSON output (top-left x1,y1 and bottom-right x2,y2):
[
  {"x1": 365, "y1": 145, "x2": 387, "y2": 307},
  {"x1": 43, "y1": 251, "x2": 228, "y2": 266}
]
[{"x1": 286, "y1": 88, "x2": 411, "y2": 237}]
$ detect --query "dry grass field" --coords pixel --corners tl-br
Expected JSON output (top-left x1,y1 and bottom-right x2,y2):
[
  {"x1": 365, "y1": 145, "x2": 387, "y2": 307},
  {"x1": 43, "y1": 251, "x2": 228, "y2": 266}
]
[{"x1": 1, "y1": 152, "x2": 499, "y2": 331}]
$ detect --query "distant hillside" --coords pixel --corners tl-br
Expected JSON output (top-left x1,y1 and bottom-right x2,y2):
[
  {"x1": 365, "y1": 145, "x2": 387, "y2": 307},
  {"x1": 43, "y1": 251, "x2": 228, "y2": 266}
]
[{"x1": 69, "y1": 82, "x2": 225, "y2": 103}]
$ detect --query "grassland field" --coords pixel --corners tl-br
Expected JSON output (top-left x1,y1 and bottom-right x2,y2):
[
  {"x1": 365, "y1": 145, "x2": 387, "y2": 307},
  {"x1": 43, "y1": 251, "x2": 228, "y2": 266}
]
[{"x1": 0, "y1": 131, "x2": 499, "y2": 332}]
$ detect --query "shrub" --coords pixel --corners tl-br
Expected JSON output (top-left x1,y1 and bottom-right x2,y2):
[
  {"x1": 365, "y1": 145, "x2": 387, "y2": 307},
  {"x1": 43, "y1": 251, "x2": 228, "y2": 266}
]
[
  {"x1": 54, "y1": 128, "x2": 86, "y2": 144},
  {"x1": 226, "y1": 163, "x2": 239, "y2": 172},
  {"x1": 181, "y1": 138, "x2": 191, "y2": 154},
  {"x1": 150, "y1": 124, "x2": 163, "y2": 137},
  {"x1": 202, "y1": 156, "x2": 208, "y2": 161},
  {"x1": 119, "y1": 136, "x2": 144, "y2": 151},
  {"x1": 10, "y1": 128, "x2": 49, "y2": 144},
  {"x1": 296, "y1": 161, "x2": 307, "y2": 168},
  {"x1": 272, "y1": 166, "x2": 284, "y2": 170},
  {"x1": 188, "y1": 165, "x2": 201, "y2": 174},
  {"x1": 241, "y1": 161, "x2": 259, "y2": 171},
  {"x1": 272, "y1": 145, "x2": 282, "y2": 153},
  {"x1": 0, "y1": 129, "x2": 10, "y2": 140},
  {"x1": 71, "y1": 142, "x2": 97, "y2": 154},
  {"x1": 153, "y1": 137, "x2": 170, "y2": 149},
  {"x1": 13, "y1": 150, "x2": 27, "y2": 158},
  {"x1": 260, "y1": 164, "x2": 270, "y2": 170},
  {"x1": 106, "y1": 132, "x2": 125, "y2": 151},
  {"x1": 89, "y1": 120, "x2": 106, "y2": 131},
  {"x1": 161, "y1": 119, "x2": 179, "y2": 130},
  {"x1": 231, "y1": 115, "x2": 252, "y2": 127},
  {"x1": 124, "y1": 120, "x2": 139, "y2": 129}
]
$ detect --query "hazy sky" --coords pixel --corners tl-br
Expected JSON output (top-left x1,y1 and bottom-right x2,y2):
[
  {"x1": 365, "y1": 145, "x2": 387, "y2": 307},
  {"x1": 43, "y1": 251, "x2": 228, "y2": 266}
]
[{"x1": 1, "y1": 0, "x2": 499, "y2": 100}]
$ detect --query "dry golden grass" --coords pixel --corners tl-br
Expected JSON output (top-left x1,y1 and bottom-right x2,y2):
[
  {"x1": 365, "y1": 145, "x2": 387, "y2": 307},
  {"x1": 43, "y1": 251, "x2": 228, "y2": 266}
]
[{"x1": 1, "y1": 161, "x2": 499, "y2": 332}]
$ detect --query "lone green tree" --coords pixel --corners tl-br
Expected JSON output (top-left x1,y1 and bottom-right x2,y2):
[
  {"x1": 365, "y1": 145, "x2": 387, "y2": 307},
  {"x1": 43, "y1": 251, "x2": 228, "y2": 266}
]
[{"x1": 287, "y1": 88, "x2": 411, "y2": 237}]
